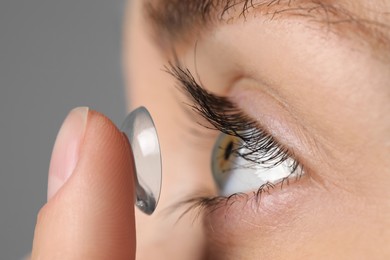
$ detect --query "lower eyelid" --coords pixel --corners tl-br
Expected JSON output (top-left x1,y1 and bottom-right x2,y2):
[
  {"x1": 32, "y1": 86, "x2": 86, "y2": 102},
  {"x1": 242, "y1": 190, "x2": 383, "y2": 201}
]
[
  {"x1": 194, "y1": 174, "x2": 314, "y2": 235},
  {"x1": 179, "y1": 170, "x2": 310, "y2": 224}
]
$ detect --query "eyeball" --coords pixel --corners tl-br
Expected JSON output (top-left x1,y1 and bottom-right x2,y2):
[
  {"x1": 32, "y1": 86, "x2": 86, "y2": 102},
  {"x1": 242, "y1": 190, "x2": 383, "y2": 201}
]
[
  {"x1": 211, "y1": 133, "x2": 299, "y2": 196},
  {"x1": 121, "y1": 107, "x2": 162, "y2": 215}
]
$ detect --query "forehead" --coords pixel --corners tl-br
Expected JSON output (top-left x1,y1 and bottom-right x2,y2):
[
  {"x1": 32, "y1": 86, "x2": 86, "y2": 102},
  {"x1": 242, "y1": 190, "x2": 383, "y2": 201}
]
[{"x1": 144, "y1": 0, "x2": 390, "y2": 55}]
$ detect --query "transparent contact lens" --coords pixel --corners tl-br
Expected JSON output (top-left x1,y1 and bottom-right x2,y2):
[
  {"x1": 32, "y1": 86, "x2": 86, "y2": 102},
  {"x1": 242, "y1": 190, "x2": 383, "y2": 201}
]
[{"x1": 121, "y1": 107, "x2": 161, "y2": 215}]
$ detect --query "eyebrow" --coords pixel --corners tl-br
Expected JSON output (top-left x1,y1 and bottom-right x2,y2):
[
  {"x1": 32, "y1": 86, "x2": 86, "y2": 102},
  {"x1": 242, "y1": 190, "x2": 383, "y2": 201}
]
[{"x1": 144, "y1": 0, "x2": 390, "y2": 52}]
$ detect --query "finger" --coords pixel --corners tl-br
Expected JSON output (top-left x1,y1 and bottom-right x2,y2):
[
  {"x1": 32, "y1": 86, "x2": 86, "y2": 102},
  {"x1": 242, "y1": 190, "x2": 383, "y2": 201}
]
[{"x1": 31, "y1": 107, "x2": 136, "y2": 260}]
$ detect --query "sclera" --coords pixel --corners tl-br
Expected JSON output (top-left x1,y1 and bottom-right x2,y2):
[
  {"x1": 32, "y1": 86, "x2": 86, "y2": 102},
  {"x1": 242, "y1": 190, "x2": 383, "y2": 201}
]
[{"x1": 121, "y1": 107, "x2": 162, "y2": 215}]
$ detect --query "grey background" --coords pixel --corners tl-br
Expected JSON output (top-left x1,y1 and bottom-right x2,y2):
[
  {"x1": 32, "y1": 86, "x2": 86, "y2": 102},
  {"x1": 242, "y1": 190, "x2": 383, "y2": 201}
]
[{"x1": 0, "y1": 1, "x2": 127, "y2": 258}]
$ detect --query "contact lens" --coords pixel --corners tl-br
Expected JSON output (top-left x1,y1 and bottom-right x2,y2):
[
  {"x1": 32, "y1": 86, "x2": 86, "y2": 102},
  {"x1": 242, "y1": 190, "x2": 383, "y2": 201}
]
[{"x1": 121, "y1": 107, "x2": 161, "y2": 215}]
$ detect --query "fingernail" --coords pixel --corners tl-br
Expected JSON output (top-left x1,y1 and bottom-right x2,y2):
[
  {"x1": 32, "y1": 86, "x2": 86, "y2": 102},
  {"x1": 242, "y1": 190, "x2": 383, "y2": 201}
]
[{"x1": 47, "y1": 107, "x2": 89, "y2": 201}]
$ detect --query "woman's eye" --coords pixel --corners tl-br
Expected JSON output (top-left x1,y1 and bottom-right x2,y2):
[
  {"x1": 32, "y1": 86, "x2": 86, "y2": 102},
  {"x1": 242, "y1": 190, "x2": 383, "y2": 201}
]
[
  {"x1": 166, "y1": 62, "x2": 304, "y2": 197},
  {"x1": 212, "y1": 133, "x2": 302, "y2": 196}
]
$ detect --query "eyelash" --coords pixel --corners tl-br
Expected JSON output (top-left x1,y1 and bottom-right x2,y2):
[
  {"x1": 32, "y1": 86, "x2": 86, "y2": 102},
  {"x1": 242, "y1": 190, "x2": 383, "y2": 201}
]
[{"x1": 165, "y1": 62, "x2": 304, "y2": 216}]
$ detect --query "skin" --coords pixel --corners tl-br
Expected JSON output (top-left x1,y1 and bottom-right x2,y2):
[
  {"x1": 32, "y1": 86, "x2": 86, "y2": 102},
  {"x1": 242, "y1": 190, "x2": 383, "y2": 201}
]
[{"x1": 31, "y1": 0, "x2": 390, "y2": 259}]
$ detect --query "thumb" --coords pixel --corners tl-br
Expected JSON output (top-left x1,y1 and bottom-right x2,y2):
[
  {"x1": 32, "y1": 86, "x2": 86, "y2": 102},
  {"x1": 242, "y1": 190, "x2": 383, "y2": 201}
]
[{"x1": 31, "y1": 107, "x2": 136, "y2": 260}]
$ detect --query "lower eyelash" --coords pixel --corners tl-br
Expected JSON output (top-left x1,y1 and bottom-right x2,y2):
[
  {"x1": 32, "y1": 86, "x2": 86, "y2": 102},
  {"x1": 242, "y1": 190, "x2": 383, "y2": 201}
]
[{"x1": 174, "y1": 176, "x2": 304, "y2": 221}]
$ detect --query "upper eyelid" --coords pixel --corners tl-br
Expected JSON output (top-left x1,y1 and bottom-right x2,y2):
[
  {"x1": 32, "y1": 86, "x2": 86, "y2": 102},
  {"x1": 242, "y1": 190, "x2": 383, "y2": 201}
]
[
  {"x1": 165, "y1": 61, "x2": 301, "y2": 169},
  {"x1": 167, "y1": 60, "x2": 337, "y2": 182}
]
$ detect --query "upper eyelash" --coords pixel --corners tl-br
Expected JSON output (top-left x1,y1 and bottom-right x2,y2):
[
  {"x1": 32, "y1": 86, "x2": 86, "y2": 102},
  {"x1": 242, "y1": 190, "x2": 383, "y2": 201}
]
[
  {"x1": 164, "y1": 61, "x2": 303, "y2": 217},
  {"x1": 165, "y1": 62, "x2": 300, "y2": 171}
]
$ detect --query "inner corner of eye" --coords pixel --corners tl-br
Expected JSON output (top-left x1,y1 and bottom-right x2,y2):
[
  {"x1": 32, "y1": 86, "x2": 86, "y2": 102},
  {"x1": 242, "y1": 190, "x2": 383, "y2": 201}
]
[{"x1": 211, "y1": 133, "x2": 303, "y2": 197}]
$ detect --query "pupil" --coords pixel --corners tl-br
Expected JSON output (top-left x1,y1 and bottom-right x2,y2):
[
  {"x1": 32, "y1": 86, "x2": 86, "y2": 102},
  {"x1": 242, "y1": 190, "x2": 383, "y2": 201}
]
[{"x1": 224, "y1": 141, "x2": 234, "y2": 161}]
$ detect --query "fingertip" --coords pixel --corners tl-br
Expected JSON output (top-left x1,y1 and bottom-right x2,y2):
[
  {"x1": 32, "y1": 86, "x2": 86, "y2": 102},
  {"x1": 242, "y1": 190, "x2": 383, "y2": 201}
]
[{"x1": 32, "y1": 109, "x2": 136, "y2": 260}]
